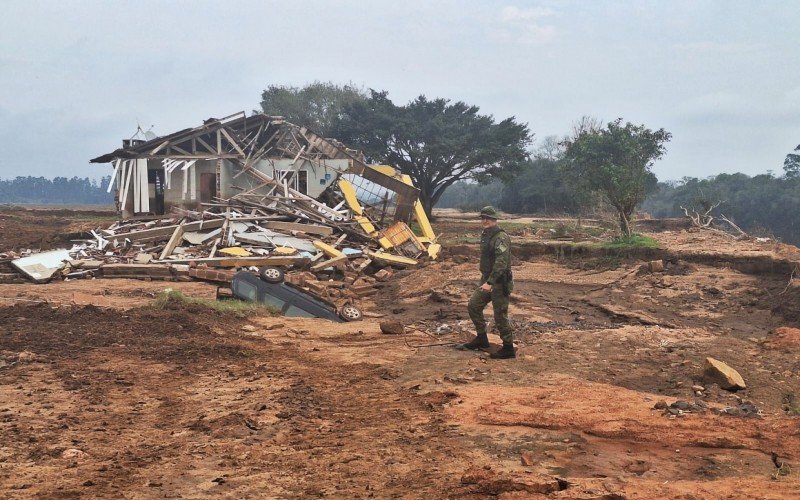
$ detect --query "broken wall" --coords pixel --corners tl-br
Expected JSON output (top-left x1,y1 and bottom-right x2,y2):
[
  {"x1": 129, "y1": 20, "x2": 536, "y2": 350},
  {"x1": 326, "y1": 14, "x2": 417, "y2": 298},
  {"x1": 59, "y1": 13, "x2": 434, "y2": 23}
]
[{"x1": 218, "y1": 158, "x2": 351, "y2": 200}]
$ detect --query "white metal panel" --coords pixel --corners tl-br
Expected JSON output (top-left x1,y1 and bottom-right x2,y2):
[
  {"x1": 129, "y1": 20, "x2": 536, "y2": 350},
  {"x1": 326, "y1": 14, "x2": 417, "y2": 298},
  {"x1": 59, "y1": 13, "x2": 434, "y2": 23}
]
[
  {"x1": 138, "y1": 159, "x2": 150, "y2": 213},
  {"x1": 107, "y1": 159, "x2": 120, "y2": 193}
]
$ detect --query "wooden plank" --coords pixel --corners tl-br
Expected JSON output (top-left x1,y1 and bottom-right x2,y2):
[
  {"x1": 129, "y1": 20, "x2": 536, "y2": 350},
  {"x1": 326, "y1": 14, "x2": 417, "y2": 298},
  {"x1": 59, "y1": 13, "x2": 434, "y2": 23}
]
[
  {"x1": 153, "y1": 256, "x2": 308, "y2": 267},
  {"x1": 171, "y1": 144, "x2": 191, "y2": 155},
  {"x1": 151, "y1": 140, "x2": 170, "y2": 155},
  {"x1": 338, "y1": 178, "x2": 363, "y2": 215},
  {"x1": 220, "y1": 127, "x2": 246, "y2": 155},
  {"x1": 196, "y1": 135, "x2": 215, "y2": 153},
  {"x1": 311, "y1": 254, "x2": 348, "y2": 272},
  {"x1": 159, "y1": 223, "x2": 186, "y2": 260},
  {"x1": 364, "y1": 250, "x2": 418, "y2": 266},
  {"x1": 312, "y1": 240, "x2": 345, "y2": 258},
  {"x1": 262, "y1": 221, "x2": 333, "y2": 236},
  {"x1": 107, "y1": 219, "x2": 225, "y2": 245}
]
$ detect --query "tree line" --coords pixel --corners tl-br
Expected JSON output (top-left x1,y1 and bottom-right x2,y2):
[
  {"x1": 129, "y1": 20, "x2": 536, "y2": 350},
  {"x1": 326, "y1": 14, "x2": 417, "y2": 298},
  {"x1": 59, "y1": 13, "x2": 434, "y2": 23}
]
[
  {"x1": 642, "y1": 174, "x2": 800, "y2": 244},
  {"x1": 0, "y1": 176, "x2": 113, "y2": 204},
  {"x1": 260, "y1": 83, "x2": 668, "y2": 236}
]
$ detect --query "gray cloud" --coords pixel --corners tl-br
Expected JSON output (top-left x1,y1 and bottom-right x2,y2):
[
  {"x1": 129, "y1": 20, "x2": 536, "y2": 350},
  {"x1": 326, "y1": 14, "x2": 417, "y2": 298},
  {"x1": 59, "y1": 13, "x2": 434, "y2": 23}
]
[{"x1": 0, "y1": 0, "x2": 798, "y2": 182}]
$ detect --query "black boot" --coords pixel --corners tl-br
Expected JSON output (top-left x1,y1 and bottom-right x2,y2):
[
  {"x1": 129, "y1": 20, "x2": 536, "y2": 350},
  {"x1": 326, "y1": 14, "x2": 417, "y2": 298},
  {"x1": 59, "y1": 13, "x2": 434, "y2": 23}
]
[
  {"x1": 490, "y1": 343, "x2": 516, "y2": 359},
  {"x1": 459, "y1": 334, "x2": 490, "y2": 350}
]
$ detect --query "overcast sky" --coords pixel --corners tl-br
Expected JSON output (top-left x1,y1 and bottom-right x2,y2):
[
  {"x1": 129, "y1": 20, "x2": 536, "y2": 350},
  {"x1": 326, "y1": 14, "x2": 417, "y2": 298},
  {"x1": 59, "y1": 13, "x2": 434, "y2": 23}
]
[{"x1": 1, "y1": 0, "x2": 798, "y2": 182}]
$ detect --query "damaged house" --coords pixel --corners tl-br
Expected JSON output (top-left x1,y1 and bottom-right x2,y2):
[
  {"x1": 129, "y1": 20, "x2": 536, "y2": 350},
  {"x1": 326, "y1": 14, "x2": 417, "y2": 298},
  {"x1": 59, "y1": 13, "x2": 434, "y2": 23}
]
[
  {"x1": 6, "y1": 112, "x2": 440, "y2": 308},
  {"x1": 82, "y1": 111, "x2": 438, "y2": 264},
  {"x1": 91, "y1": 112, "x2": 367, "y2": 218}
]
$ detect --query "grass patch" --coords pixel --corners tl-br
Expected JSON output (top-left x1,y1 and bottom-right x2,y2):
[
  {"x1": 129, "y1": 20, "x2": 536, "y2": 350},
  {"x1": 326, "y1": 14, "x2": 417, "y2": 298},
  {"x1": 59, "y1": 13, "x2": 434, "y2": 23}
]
[
  {"x1": 151, "y1": 289, "x2": 278, "y2": 317},
  {"x1": 600, "y1": 234, "x2": 660, "y2": 249},
  {"x1": 499, "y1": 221, "x2": 533, "y2": 232}
]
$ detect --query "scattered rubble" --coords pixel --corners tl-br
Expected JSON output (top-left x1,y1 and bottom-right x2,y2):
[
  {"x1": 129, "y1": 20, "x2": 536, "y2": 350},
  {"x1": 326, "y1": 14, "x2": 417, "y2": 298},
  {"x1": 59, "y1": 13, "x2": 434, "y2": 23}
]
[
  {"x1": 654, "y1": 398, "x2": 761, "y2": 419},
  {"x1": 714, "y1": 402, "x2": 762, "y2": 419},
  {"x1": 704, "y1": 357, "x2": 747, "y2": 391},
  {"x1": 654, "y1": 399, "x2": 708, "y2": 416}
]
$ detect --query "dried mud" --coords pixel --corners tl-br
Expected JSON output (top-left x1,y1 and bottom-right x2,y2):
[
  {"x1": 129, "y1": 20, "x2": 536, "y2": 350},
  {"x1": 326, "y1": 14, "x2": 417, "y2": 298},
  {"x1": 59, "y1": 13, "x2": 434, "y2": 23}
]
[{"x1": 1, "y1": 208, "x2": 799, "y2": 498}]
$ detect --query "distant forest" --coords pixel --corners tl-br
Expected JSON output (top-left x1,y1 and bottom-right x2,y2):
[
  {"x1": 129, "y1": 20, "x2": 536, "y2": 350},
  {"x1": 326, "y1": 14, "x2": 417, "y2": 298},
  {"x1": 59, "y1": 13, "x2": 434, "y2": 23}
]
[
  {"x1": 438, "y1": 168, "x2": 800, "y2": 246},
  {"x1": 0, "y1": 176, "x2": 113, "y2": 205}
]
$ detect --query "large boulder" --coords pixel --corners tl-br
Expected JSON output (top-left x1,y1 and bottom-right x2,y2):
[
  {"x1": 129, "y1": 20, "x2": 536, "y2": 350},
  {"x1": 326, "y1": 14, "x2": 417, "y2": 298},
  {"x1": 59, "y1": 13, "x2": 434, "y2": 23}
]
[{"x1": 704, "y1": 357, "x2": 746, "y2": 391}]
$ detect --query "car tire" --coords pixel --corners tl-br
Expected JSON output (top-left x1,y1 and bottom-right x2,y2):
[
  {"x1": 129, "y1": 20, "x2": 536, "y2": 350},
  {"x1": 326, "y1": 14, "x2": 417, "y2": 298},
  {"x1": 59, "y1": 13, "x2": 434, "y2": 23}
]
[
  {"x1": 339, "y1": 304, "x2": 363, "y2": 322},
  {"x1": 259, "y1": 266, "x2": 284, "y2": 284}
]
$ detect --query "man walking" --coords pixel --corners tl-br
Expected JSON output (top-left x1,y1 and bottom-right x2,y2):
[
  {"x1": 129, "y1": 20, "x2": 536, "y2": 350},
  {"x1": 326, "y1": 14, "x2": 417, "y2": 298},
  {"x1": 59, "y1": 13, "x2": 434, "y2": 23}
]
[{"x1": 461, "y1": 206, "x2": 516, "y2": 359}]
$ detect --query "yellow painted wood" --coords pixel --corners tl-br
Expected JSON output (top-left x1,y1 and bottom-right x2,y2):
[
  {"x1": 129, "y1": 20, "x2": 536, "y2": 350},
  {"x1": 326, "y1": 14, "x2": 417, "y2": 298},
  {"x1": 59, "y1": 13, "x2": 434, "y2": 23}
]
[
  {"x1": 272, "y1": 246, "x2": 297, "y2": 255},
  {"x1": 399, "y1": 174, "x2": 436, "y2": 240},
  {"x1": 365, "y1": 250, "x2": 418, "y2": 266},
  {"x1": 219, "y1": 247, "x2": 252, "y2": 257},
  {"x1": 337, "y1": 178, "x2": 363, "y2": 216},
  {"x1": 369, "y1": 165, "x2": 397, "y2": 176},
  {"x1": 312, "y1": 239, "x2": 345, "y2": 258},
  {"x1": 355, "y1": 215, "x2": 377, "y2": 235},
  {"x1": 427, "y1": 243, "x2": 442, "y2": 260},
  {"x1": 378, "y1": 237, "x2": 393, "y2": 250}
]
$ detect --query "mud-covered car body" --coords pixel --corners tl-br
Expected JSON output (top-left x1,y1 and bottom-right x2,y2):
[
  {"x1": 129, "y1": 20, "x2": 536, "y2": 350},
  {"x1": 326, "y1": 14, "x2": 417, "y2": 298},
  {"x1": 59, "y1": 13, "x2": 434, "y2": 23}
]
[{"x1": 230, "y1": 271, "x2": 346, "y2": 322}]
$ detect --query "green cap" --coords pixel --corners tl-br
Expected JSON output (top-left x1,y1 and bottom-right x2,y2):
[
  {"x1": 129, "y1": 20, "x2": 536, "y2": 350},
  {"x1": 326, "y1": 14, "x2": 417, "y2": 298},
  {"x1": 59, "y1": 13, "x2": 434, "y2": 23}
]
[{"x1": 479, "y1": 206, "x2": 499, "y2": 219}]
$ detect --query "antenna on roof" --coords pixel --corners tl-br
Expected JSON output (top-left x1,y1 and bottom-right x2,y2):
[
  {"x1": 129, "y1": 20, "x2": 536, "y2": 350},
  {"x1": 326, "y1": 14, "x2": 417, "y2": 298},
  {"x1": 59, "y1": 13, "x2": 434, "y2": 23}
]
[{"x1": 130, "y1": 122, "x2": 156, "y2": 141}]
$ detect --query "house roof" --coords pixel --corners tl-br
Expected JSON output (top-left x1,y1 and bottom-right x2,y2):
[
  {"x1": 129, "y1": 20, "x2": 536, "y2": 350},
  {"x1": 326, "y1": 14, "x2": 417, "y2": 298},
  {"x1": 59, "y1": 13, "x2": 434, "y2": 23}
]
[{"x1": 90, "y1": 111, "x2": 421, "y2": 221}]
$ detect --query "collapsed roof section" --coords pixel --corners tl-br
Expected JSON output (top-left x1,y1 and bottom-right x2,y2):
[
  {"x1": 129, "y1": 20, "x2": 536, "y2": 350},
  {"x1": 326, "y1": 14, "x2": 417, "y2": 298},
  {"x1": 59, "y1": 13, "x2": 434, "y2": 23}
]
[{"x1": 90, "y1": 111, "x2": 420, "y2": 222}]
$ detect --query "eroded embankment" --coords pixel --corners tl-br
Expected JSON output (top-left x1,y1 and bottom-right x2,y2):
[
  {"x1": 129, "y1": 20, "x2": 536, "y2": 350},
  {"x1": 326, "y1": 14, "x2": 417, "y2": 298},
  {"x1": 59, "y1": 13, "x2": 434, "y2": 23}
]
[{"x1": 447, "y1": 241, "x2": 800, "y2": 277}]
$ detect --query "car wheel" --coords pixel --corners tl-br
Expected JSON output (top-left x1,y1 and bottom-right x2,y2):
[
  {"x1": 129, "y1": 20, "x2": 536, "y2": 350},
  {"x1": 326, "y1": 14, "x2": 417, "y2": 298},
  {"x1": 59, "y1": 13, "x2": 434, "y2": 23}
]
[
  {"x1": 259, "y1": 266, "x2": 284, "y2": 284},
  {"x1": 339, "y1": 304, "x2": 363, "y2": 322}
]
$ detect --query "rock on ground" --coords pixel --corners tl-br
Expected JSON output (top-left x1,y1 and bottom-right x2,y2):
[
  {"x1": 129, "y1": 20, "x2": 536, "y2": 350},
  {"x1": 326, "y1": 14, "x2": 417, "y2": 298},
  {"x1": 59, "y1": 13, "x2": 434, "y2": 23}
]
[
  {"x1": 704, "y1": 357, "x2": 746, "y2": 391},
  {"x1": 380, "y1": 320, "x2": 405, "y2": 335}
]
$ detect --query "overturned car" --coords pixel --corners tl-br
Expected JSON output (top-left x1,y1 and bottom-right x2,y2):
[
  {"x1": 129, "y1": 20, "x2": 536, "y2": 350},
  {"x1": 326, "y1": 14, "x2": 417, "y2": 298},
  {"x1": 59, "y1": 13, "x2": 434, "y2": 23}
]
[{"x1": 229, "y1": 267, "x2": 363, "y2": 323}]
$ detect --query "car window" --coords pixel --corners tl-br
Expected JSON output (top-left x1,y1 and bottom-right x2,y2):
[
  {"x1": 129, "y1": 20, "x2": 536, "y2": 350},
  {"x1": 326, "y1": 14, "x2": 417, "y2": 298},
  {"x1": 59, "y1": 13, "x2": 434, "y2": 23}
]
[
  {"x1": 261, "y1": 293, "x2": 286, "y2": 311},
  {"x1": 233, "y1": 280, "x2": 257, "y2": 301},
  {"x1": 285, "y1": 304, "x2": 316, "y2": 318}
]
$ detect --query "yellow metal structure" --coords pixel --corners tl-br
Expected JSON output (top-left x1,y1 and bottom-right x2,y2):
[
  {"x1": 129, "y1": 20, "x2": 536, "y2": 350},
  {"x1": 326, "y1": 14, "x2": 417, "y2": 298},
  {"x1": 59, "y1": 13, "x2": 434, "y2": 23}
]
[{"x1": 339, "y1": 165, "x2": 440, "y2": 261}]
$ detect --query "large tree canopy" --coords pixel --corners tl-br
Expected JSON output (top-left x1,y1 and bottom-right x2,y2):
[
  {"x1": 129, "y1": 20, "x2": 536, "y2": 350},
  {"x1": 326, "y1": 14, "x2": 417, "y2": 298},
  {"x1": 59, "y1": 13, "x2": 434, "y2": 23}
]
[
  {"x1": 259, "y1": 81, "x2": 367, "y2": 137},
  {"x1": 335, "y1": 90, "x2": 532, "y2": 216},
  {"x1": 562, "y1": 119, "x2": 670, "y2": 236}
]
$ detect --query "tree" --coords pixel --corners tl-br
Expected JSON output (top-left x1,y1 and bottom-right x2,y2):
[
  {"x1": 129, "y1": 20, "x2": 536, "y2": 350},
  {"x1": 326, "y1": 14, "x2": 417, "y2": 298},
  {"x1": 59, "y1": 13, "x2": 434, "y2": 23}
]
[
  {"x1": 562, "y1": 119, "x2": 671, "y2": 236},
  {"x1": 258, "y1": 81, "x2": 367, "y2": 137},
  {"x1": 336, "y1": 91, "x2": 532, "y2": 217},
  {"x1": 642, "y1": 172, "x2": 800, "y2": 246},
  {"x1": 785, "y1": 144, "x2": 800, "y2": 178}
]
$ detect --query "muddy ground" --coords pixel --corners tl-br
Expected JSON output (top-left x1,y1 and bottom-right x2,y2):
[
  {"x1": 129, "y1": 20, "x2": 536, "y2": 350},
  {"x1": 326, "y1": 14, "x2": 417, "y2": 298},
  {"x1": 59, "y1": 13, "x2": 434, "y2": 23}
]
[{"x1": 1, "y1": 208, "x2": 799, "y2": 498}]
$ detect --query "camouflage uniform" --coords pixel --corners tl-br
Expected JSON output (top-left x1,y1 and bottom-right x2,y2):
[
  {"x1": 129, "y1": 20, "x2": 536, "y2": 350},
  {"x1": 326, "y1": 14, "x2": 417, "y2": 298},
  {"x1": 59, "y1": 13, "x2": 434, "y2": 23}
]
[{"x1": 468, "y1": 225, "x2": 514, "y2": 344}]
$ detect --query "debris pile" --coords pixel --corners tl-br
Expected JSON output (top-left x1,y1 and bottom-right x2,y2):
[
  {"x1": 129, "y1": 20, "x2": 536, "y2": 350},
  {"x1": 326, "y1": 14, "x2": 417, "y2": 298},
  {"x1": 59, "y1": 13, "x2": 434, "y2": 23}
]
[
  {"x1": 2, "y1": 112, "x2": 446, "y2": 321},
  {"x1": 4, "y1": 176, "x2": 440, "y2": 304}
]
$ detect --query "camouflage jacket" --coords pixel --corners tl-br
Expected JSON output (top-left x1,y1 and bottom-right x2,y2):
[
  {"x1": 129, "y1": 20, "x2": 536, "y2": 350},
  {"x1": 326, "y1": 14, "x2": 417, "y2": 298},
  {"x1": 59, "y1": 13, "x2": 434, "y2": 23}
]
[{"x1": 479, "y1": 226, "x2": 512, "y2": 285}]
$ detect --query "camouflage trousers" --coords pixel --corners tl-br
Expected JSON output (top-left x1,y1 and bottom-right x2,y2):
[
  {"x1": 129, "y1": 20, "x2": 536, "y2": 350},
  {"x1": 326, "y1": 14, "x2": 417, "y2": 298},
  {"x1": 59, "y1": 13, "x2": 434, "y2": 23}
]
[{"x1": 468, "y1": 286, "x2": 514, "y2": 344}]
